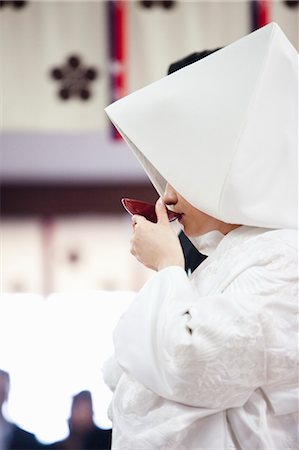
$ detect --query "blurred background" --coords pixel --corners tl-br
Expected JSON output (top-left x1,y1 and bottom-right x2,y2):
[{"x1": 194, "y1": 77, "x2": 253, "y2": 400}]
[{"x1": 0, "y1": 0, "x2": 298, "y2": 446}]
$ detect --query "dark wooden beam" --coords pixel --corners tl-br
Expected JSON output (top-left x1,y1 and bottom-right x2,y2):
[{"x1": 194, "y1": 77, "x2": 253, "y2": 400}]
[{"x1": 0, "y1": 182, "x2": 158, "y2": 217}]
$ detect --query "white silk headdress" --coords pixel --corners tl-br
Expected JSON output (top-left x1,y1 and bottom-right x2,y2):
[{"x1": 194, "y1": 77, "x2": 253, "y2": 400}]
[{"x1": 105, "y1": 23, "x2": 298, "y2": 229}]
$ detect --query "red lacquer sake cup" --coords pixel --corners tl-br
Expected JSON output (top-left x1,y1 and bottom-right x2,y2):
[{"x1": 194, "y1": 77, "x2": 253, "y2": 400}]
[{"x1": 121, "y1": 198, "x2": 182, "y2": 223}]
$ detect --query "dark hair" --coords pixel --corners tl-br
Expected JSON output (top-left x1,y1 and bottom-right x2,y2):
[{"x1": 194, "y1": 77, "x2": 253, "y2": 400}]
[
  {"x1": 0, "y1": 369, "x2": 10, "y2": 381},
  {"x1": 167, "y1": 49, "x2": 222, "y2": 75},
  {"x1": 72, "y1": 390, "x2": 92, "y2": 405}
]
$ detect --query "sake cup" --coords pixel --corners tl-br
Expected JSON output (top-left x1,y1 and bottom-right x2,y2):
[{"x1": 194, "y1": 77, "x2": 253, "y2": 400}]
[{"x1": 121, "y1": 198, "x2": 182, "y2": 223}]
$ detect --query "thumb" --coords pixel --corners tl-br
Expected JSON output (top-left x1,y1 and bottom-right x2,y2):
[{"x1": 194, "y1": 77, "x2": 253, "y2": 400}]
[{"x1": 155, "y1": 198, "x2": 169, "y2": 224}]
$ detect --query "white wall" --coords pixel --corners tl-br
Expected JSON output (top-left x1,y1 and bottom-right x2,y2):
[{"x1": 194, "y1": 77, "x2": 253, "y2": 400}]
[{"x1": 1, "y1": 0, "x2": 297, "y2": 183}]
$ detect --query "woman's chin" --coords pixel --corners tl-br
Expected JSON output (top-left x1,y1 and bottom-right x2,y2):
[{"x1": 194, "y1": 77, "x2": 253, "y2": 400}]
[
  {"x1": 183, "y1": 225, "x2": 205, "y2": 238},
  {"x1": 178, "y1": 217, "x2": 186, "y2": 232},
  {"x1": 181, "y1": 224, "x2": 193, "y2": 237},
  {"x1": 179, "y1": 217, "x2": 201, "y2": 238}
]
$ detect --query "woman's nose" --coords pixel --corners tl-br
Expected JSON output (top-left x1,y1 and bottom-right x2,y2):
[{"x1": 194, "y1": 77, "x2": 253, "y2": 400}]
[{"x1": 162, "y1": 183, "x2": 178, "y2": 206}]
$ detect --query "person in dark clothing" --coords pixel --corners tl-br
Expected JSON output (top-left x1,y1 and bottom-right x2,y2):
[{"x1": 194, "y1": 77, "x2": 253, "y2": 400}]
[
  {"x1": 0, "y1": 369, "x2": 44, "y2": 450},
  {"x1": 5, "y1": 424, "x2": 44, "y2": 450},
  {"x1": 167, "y1": 49, "x2": 221, "y2": 274},
  {"x1": 50, "y1": 390, "x2": 111, "y2": 450}
]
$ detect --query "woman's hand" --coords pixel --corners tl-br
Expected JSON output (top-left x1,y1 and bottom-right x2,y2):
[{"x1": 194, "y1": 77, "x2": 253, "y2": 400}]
[{"x1": 130, "y1": 198, "x2": 185, "y2": 271}]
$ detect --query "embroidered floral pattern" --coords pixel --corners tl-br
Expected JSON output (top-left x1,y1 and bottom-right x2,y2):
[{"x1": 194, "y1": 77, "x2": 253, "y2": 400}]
[{"x1": 107, "y1": 228, "x2": 298, "y2": 449}]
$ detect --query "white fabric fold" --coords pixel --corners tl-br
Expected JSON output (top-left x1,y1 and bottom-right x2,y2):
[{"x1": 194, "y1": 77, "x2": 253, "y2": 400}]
[
  {"x1": 105, "y1": 227, "x2": 298, "y2": 449},
  {"x1": 105, "y1": 23, "x2": 298, "y2": 229}
]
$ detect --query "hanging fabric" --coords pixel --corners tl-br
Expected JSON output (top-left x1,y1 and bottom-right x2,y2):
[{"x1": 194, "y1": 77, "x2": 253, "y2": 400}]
[
  {"x1": 107, "y1": 0, "x2": 128, "y2": 139},
  {"x1": 250, "y1": 0, "x2": 271, "y2": 31}
]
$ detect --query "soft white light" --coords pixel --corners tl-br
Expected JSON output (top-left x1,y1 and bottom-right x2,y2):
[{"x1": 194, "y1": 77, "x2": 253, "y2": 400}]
[{"x1": 0, "y1": 291, "x2": 134, "y2": 443}]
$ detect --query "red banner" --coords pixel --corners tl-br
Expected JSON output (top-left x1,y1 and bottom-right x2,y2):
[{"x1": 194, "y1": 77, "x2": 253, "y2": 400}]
[{"x1": 107, "y1": 0, "x2": 128, "y2": 139}]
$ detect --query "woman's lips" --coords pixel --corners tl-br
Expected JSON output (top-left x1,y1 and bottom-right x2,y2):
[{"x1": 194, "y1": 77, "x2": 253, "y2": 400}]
[{"x1": 121, "y1": 198, "x2": 183, "y2": 223}]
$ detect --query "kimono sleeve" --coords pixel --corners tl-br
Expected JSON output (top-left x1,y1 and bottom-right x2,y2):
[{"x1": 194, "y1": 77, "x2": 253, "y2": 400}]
[{"x1": 113, "y1": 250, "x2": 297, "y2": 409}]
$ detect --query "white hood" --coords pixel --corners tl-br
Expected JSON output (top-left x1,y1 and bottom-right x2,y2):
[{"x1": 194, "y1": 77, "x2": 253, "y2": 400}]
[{"x1": 105, "y1": 23, "x2": 298, "y2": 229}]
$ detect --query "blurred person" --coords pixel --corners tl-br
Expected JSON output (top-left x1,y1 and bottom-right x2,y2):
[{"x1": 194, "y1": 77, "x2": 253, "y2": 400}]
[
  {"x1": 103, "y1": 23, "x2": 298, "y2": 450},
  {"x1": 0, "y1": 369, "x2": 44, "y2": 450},
  {"x1": 50, "y1": 391, "x2": 111, "y2": 450}
]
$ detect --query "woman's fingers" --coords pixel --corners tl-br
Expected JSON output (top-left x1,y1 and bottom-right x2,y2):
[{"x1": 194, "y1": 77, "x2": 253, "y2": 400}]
[
  {"x1": 155, "y1": 198, "x2": 169, "y2": 224},
  {"x1": 131, "y1": 214, "x2": 146, "y2": 229}
]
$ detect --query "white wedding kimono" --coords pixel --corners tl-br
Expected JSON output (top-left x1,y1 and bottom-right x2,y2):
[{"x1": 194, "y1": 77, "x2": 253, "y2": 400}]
[
  {"x1": 104, "y1": 226, "x2": 298, "y2": 450},
  {"x1": 104, "y1": 22, "x2": 298, "y2": 450}
]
